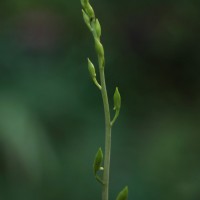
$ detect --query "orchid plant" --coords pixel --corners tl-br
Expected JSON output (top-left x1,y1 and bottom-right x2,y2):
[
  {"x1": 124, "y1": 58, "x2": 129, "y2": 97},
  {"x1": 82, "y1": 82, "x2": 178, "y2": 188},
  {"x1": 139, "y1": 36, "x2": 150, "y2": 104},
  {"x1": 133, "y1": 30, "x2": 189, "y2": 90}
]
[{"x1": 80, "y1": 1, "x2": 128, "y2": 200}]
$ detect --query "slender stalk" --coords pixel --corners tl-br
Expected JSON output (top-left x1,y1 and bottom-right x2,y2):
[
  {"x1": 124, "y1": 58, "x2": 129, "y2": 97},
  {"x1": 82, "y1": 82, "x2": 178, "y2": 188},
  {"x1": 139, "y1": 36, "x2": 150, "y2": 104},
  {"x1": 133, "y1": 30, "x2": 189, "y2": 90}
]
[
  {"x1": 92, "y1": 19, "x2": 112, "y2": 200},
  {"x1": 98, "y1": 58, "x2": 111, "y2": 200}
]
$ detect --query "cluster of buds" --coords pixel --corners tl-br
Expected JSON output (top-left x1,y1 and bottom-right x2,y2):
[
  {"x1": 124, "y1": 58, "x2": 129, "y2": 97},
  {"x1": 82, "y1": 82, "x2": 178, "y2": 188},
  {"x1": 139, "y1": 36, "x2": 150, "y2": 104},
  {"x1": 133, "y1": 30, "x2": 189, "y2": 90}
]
[
  {"x1": 81, "y1": 1, "x2": 121, "y2": 121},
  {"x1": 81, "y1": 0, "x2": 95, "y2": 19},
  {"x1": 81, "y1": 0, "x2": 104, "y2": 67}
]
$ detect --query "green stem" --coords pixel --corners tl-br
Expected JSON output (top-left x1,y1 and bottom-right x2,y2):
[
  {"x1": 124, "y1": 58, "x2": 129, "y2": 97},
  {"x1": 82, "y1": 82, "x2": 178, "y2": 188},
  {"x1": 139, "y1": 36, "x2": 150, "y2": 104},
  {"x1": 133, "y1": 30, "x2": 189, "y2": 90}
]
[
  {"x1": 99, "y1": 65, "x2": 111, "y2": 200},
  {"x1": 111, "y1": 109, "x2": 120, "y2": 126},
  {"x1": 93, "y1": 78, "x2": 102, "y2": 90},
  {"x1": 91, "y1": 17, "x2": 112, "y2": 200}
]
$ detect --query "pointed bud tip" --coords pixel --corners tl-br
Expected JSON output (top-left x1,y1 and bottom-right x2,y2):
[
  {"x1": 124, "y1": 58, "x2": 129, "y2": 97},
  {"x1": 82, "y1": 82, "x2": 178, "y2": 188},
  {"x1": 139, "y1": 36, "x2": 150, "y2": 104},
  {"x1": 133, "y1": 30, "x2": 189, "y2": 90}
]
[
  {"x1": 115, "y1": 87, "x2": 119, "y2": 92},
  {"x1": 116, "y1": 186, "x2": 128, "y2": 200},
  {"x1": 85, "y1": 3, "x2": 95, "y2": 18},
  {"x1": 81, "y1": 0, "x2": 88, "y2": 7},
  {"x1": 124, "y1": 186, "x2": 128, "y2": 192},
  {"x1": 87, "y1": 58, "x2": 92, "y2": 63},
  {"x1": 98, "y1": 147, "x2": 103, "y2": 156},
  {"x1": 82, "y1": 9, "x2": 86, "y2": 16}
]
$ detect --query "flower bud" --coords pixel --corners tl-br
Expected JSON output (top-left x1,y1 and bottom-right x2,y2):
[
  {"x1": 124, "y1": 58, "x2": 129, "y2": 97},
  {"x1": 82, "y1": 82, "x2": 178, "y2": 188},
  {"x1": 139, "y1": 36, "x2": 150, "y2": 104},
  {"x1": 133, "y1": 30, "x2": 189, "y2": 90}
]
[
  {"x1": 113, "y1": 87, "x2": 121, "y2": 111},
  {"x1": 93, "y1": 148, "x2": 103, "y2": 175},
  {"x1": 116, "y1": 186, "x2": 128, "y2": 200},
  {"x1": 85, "y1": 3, "x2": 95, "y2": 18},
  {"x1": 82, "y1": 9, "x2": 91, "y2": 30},
  {"x1": 88, "y1": 58, "x2": 96, "y2": 78},
  {"x1": 80, "y1": 0, "x2": 88, "y2": 8},
  {"x1": 95, "y1": 39, "x2": 104, "y2": 58},
  {"x1": 95, "y1": 19, "x2": 101, "y2": 38}
]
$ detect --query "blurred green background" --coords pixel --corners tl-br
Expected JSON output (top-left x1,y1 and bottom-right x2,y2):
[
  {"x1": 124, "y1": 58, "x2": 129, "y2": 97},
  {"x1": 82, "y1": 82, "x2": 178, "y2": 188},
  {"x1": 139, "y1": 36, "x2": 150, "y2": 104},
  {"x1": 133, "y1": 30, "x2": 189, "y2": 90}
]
[{"x1": 0, "y1": 0, "x2": 200, "y2": 199}]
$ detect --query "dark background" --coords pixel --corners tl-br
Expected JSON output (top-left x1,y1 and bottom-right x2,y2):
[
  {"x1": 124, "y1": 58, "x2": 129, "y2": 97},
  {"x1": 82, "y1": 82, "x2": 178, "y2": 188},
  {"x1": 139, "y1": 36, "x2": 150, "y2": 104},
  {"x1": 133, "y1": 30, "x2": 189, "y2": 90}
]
[{"x1": 0, "y1": 0, "x2": 200, "y2": 199}]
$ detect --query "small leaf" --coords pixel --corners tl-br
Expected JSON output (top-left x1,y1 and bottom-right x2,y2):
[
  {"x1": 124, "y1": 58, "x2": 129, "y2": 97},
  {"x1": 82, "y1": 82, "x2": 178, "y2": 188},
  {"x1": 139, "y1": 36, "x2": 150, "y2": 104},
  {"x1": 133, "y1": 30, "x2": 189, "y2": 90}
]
[
  {"x1": 116, "y1": 186, "x2": 128, "y2": 200},
  {"x1": 113, "y1": 87, "x2": 121, "y2": 110},
  {"x1": 93, "y1": 147, "x2": 103, "y2": 175}
]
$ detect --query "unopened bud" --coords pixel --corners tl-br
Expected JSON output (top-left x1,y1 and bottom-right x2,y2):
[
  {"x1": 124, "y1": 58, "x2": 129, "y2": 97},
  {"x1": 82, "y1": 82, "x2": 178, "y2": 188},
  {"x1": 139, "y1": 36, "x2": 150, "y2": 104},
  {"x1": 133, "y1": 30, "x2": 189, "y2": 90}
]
[
  {"x1": 113, "y1": 87, "x2": 121, "y2": 110},
  {"x1": 85, "y1": 3, "x2": 95, "y2": 18},
  {"x1": 95, "y1": 39, "x2": 104, "y2": 58},
  {"x1": 93, "y1": 148, "x2": 103, "y2": 175},
  {"x1": 82, "y1": 9, "x2": 91, "y2": 30},
  {"x1": 95, "y1": 19, "x2": 101, "y2": 38},
  {"x1": 88, "y1": 58, "x2": 96, "y2": 78}
]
